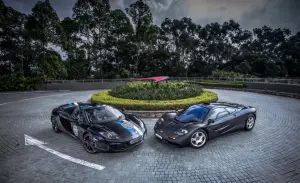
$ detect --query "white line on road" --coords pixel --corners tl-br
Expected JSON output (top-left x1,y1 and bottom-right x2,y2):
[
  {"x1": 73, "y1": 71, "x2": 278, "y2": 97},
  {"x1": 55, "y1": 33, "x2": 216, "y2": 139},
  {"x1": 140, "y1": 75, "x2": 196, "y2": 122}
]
[
  {"x1": 0, "y1": 93, "x2": 75, "y2": 106},
  {"x1": 24, "y1": 135, "x2": 105, "y2": 171}
]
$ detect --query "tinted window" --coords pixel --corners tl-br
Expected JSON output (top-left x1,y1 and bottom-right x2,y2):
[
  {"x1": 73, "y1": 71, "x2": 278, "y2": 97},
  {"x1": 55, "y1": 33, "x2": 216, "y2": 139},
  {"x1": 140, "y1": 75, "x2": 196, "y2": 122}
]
[
  {"x1": 209, "y1": 108, "x2": 229, "y2": 120},
  {"x1": 175, "y1": 105, "x2": 209, "y2": 122},
  {"x1": 86, "y1": 106, "x2": 124, "y2": 123}
]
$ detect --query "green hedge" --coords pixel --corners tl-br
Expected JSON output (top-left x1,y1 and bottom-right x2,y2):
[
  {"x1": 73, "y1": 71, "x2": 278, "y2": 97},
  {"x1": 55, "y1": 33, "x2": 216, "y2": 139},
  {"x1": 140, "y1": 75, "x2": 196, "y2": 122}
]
[
  {"x1": 199, "y1": 81, "x2": 245, "y2": 88},
  {"x1": 91, "y1": 90, "x2": 218, "y2": 110},
  {"x1": 0, "y1": 75, "x2": 43, "y2": 92},
  {"x1": 110, "y1": 81, "x2": 203, "y2": 100}
]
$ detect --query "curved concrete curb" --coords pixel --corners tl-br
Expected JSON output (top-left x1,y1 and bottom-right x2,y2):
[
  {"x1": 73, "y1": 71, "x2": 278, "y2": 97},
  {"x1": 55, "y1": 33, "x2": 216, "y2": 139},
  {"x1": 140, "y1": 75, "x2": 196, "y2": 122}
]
[{"x1": 126, "y1": 110, "x2": 175, "y2": 119}]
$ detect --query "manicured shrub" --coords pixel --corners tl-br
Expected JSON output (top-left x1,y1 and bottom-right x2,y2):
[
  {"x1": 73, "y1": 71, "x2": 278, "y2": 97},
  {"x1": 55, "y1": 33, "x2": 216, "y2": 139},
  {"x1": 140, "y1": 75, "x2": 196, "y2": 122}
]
[
  {"x1": 110, "y1": 81, "x2": 203, "y2": 100},
  {"x1": 91, "y1": 90, "x2": 218, "y2": 110}
]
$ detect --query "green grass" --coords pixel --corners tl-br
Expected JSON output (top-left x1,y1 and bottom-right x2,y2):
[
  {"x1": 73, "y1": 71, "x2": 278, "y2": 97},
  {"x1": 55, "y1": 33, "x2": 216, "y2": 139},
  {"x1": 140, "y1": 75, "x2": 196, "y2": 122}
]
[
  {"x1": 110, "y1": 81, "x2": 204, "y2": 100},
  {"x1": 91, "y1": 90, "x2": 218, "y2": 110}
]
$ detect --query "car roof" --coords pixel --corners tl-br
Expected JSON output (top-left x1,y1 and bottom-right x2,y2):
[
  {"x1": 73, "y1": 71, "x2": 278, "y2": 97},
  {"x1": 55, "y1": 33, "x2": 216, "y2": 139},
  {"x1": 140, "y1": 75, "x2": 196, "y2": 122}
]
[
  {"x1": 60, "y1": 102, "x2": 106, "y2": 110},
  {"x1": 200, "y1": 102, "x2": 246, "y2": 109}
]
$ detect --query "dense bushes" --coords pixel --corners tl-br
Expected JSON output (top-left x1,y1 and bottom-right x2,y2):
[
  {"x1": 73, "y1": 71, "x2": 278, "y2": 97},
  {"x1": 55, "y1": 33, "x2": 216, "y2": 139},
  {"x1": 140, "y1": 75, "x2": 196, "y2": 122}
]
[
  {"x1": 0, "y1": 75, "x2": 42, "y2": 92},
  {"x1": 199, "y1": 81, "x2": 245, "y2": 88},
  {"x1": 91, "y1": 90, "x2": 218, "y2": 110},
  {"x1": 211, "y1": 71, "x2": 257, "y2": 78},
  {"x1": 110, "y1": 81, "x2": 203, "y2": 100}
]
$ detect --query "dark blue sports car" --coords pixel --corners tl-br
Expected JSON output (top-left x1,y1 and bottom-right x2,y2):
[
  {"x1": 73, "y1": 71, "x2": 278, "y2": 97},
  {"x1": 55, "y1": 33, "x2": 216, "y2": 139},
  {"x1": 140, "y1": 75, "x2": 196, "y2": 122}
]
[
  {"x1": 51, "y1": 103, "x2": 147, "y2": 153},
  {"x1": 154, "y1": 102, "x2": 256, "y2": 148}
]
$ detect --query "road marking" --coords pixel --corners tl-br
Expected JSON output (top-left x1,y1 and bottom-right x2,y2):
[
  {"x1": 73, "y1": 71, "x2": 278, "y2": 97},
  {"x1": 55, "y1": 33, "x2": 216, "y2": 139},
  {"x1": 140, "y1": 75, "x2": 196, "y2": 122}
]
[
  {"x1": 0, "y1": 93, "x2": 75, "y2": 106},
  {"x1": 24, "y1": 135, "x2": 105, "y2": 171}
]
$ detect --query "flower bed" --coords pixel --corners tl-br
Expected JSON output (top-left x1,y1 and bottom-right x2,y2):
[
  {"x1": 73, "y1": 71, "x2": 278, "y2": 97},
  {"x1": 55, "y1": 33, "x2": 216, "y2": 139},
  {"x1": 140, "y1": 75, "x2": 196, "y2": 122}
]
[{"x1": 91, "y1": 90, "x2": 218, "y2": 110}]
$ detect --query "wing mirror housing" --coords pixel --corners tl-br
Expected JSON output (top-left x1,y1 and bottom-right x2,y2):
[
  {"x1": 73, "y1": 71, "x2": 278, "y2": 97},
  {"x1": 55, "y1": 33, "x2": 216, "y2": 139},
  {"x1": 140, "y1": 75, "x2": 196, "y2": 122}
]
[{"x1": 208, "y1": 119, "x2": 215, "y2": 124}]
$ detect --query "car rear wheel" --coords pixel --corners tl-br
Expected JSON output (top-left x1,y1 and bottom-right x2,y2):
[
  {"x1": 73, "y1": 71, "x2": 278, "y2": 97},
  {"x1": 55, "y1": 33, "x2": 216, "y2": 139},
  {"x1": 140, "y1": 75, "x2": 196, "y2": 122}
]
[
  {"x1": 51, "y1": 116, "x2": 61, "y2": 133},
  {"x1": 83, "y1": 133, "x2": 98, "y2": 154},
  {"x1": 190, "y1": 129, "x2": 208, "y2": 148},
  {"x1": 245, "y1": 114, "x2": 256, "y2": 131}
]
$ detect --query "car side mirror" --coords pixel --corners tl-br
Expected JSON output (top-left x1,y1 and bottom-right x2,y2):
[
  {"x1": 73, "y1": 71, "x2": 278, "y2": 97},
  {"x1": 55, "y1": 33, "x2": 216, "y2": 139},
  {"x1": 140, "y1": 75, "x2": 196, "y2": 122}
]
[{"x1": 208, "y1": 119, "x2": 215, "y2": 124}]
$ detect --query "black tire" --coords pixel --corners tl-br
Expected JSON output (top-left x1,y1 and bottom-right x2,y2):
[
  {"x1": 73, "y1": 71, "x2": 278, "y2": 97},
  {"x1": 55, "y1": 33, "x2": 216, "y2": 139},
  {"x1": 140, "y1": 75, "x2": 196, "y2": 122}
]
[
  {"x1": 190, "y1": 129, "x2": 208, "y2": 148},
  {"x1": 51, "y1": 116, "x2": 61, "y2": 133},
  {"x1": 83, "y1": 133, "x2": 98, "y2": 154},
  {"x1": 245, "y1": 114, "x2": 256, "y2": 131}
]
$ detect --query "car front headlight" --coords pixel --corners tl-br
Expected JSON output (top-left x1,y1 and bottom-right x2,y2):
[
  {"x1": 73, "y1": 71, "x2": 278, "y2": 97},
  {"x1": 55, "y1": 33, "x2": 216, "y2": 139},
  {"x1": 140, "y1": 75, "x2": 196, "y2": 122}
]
[
  {"x1": 99, "y1": 131, "x2": 119, "y2": 139},
  {"x1": 174, "y1": 129, "x2": 188, "y2": 136}
]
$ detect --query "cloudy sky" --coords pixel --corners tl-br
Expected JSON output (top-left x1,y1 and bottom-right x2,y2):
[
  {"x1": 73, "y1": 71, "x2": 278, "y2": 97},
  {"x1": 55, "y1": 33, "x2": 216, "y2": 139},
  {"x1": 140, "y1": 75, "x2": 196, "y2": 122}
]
[{"x1": 3, "y1": 0, "x2": 300, "y2": 33}]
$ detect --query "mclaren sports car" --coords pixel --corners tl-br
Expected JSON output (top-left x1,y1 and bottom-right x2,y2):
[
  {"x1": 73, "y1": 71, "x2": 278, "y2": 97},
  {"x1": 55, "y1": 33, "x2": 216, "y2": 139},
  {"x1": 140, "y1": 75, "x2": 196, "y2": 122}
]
[
  {"x1": 154, "y1": 102, "x2": 256, "y2": 148},
  {"x1": 51, "y1": 102, "x2": 147, "y2": 153}
]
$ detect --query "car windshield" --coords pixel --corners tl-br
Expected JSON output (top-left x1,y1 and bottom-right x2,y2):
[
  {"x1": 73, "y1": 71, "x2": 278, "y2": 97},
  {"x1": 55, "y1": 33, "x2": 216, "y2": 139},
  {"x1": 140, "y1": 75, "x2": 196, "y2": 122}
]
[
  {"x1": 175, "y1": 105, "x2": 209, "y2": 123},
  {"x1": 85, "y1": 106, "x2": 124, "y2": 123}
]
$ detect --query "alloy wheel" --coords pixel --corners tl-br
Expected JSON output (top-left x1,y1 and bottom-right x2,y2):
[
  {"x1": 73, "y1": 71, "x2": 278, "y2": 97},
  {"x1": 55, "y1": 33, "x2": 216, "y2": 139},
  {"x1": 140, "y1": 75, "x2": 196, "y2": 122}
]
[
  {"x1": 191, "y1": 131, "x2": 207, "y2": 148},
  {"x1": 246, "y1": 116, "x2": 255, "y2": 129}
]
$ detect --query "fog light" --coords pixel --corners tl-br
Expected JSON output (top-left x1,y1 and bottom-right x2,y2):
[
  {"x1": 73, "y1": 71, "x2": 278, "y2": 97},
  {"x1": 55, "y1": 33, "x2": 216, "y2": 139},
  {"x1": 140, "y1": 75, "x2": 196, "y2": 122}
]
[{"x1": 169, "y1": 136, "x2": 176, "y2": 140}]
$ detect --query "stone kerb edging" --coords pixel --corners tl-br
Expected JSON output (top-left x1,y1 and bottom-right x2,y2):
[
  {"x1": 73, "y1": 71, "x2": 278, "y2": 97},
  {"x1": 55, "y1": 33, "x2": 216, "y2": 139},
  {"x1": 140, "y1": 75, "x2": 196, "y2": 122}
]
[{"x1": 126, "y1": 110, "x2": 176, "y2": 119}]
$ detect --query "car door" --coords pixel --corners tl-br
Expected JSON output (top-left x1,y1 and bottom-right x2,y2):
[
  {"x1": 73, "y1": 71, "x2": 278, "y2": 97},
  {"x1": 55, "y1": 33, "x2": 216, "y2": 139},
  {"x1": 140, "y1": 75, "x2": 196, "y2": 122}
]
[
  {"x1": 58, "y1": 109, "x2": 74, "y2": 134},
  {"x1": 222, "y1": 107, "x2": 240, "y2": 133},
  {"x1": 69, "y1": 109, "x2": 89, "y2": 139},
  {"x1": 207, "y1": 108, "x2": 231, "y2": 137}
]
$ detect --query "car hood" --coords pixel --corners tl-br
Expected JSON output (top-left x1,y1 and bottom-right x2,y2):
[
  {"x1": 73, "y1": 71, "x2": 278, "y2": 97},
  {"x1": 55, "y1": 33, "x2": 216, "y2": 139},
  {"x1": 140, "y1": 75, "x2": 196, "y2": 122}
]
[
  {"x1": 156, "y1": 115, "x2": 203, "y2": 136},
  {"x1": 92, "y1": 120, "x2": 143, "y2": 139}
]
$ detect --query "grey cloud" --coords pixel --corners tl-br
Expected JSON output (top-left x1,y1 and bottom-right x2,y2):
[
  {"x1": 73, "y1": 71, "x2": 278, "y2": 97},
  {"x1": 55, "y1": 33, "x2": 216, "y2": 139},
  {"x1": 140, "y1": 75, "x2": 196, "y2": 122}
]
[{"x1": 241, "y1": 0, "x2": 300, "y2": 32}]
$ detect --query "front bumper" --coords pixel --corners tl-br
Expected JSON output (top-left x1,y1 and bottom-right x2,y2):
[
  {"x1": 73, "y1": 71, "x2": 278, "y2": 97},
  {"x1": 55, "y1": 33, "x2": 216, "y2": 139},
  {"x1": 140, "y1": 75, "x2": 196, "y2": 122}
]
[
  {"x1": 154, "y1": 129, "x2": 190, "y2": 147},
  {"x1": 94, "y1": 132, "x2": 147, "y2": 152}
]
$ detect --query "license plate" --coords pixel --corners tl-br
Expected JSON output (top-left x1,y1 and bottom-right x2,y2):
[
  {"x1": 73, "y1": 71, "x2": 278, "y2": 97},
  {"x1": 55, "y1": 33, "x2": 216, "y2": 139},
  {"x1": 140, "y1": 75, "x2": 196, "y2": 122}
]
[
  {"x1": 130, "y1": 137, "x2": 141, "y2": 144},
  {"x1": 155, "y1": 133, "x2": 163, "y2": 140}
]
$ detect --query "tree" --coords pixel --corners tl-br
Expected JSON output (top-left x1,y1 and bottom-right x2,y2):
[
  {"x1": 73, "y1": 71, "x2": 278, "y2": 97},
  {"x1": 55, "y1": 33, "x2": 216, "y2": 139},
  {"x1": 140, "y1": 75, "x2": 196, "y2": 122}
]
[
  {"x1": 0, "y1": 1, "x2": 27, "y2": 75},
  {"x1": 26, "y1": 0, "x2": 63, "y2": 78},
  {"x1": 72, "y1": 0, "x2": 111, "y2": 78},
  {"x1": 1, "y1": 0, "x2": 300, "y2": 80},
  {"x1": 126, "y1": 0, "x2": 153, "y2": 76},
  {"x1": 107, "y1": 9, "x2": 133, "y2": 74}
]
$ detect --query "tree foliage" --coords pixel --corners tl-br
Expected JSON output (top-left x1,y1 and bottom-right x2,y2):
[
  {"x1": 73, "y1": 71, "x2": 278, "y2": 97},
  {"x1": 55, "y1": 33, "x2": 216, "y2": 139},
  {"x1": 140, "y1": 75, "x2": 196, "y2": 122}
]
[{"x1": 1, "y1": 0, "x2": 300, "y2": 80}]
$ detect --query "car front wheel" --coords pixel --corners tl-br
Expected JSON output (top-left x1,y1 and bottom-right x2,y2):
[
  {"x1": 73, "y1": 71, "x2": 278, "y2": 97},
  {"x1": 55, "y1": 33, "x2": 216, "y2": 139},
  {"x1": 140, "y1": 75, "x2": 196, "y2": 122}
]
[
  {"x1": 83, "y1": 133, "x2": 98, "y2": 154},
  {"x1": 245, "y1": 114, "x2": 256, "y2": 131},
  {"x1": 51, "y1": 116, "x2": 61, "y2": 133},
  {"x1": 190, "y1": 129, "x2": 208, "y2": 148}
]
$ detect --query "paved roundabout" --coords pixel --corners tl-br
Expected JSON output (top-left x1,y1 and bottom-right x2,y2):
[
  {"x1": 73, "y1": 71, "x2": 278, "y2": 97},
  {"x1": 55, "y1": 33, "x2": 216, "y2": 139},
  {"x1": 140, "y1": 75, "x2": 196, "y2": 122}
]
[{"x1": 0, "y1": 89, "x2": 300, "y2": 183}]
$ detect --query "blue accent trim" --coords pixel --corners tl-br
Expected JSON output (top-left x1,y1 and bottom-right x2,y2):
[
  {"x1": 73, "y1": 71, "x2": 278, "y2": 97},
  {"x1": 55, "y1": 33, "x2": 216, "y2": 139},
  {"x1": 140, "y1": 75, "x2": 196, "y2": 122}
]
[
  {"x1": 80, "y1": 105, "x2": 89, "y2": 109},
  {"x1": 127, "y1": 128, "x2": 138, "y2": 138},
  {"x1": 115, "y1": 121, "x2": 138, "y2": 138},
  {"x1": 68, "y1": 103, "x2": 72, "y2": 106},
  {"x1": 116, "y1": 121, "x2": 123, "y2": 125}
]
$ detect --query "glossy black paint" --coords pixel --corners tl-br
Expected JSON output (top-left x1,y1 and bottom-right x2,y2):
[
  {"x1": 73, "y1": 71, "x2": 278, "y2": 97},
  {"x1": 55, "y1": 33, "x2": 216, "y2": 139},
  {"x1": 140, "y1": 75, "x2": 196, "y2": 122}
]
[
  {"x1": 154, "y1": 102, "x2": 256, "y2": 147},
  {"x1": 51, "y1": 103, "x2": 147, "y2": 152}
]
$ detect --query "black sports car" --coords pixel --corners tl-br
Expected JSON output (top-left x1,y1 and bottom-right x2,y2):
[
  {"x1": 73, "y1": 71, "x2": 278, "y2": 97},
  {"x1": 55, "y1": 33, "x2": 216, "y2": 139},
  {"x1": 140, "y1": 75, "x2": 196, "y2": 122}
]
[
  {"x1": 51, "y1": 102, "x2": 147, "y2": 153},
  {"x1": 154, "y1": 102, "x2": 256, "y2": 148}
]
